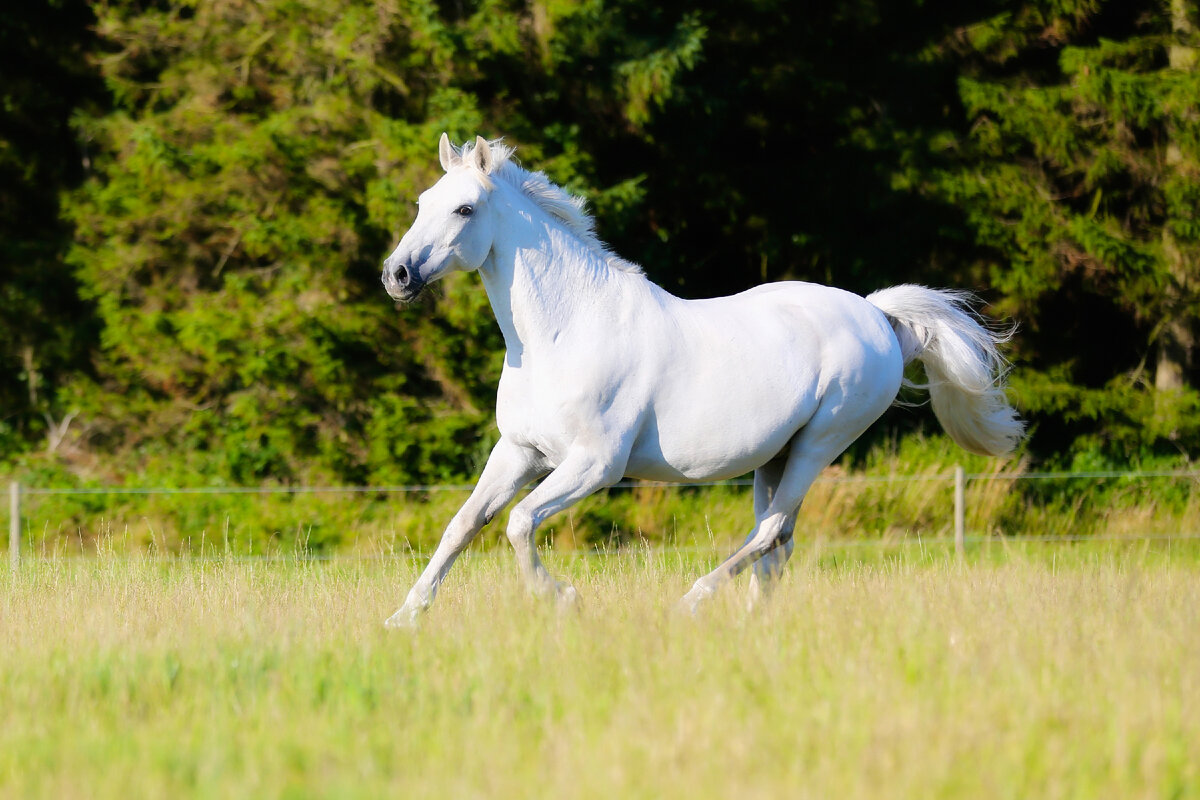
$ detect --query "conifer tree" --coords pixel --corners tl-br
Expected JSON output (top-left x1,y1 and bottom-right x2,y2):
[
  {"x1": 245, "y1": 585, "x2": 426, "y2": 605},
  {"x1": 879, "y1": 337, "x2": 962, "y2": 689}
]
[
  {"x1": 0, "y1": 0, "x2": 98, "y2": 457},
  {"x1": 937, "y1": 0, "x2": 1200, "y2": 458},
  {"x1": 63, "y1": 0, "x2": 508, "y2": 483}
]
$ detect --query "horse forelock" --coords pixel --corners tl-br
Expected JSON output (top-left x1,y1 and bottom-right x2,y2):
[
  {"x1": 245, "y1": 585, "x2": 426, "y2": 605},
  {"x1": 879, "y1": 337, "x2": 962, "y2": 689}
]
[{"x1": 457, "y1": 138, "x2": 643, "y2": 275}]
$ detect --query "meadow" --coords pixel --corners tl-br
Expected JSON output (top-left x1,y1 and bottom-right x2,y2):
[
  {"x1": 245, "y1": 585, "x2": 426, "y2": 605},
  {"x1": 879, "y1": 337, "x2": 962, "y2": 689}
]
[
  {"x1": 2, "y1": 539, "x2": 1197, "y2": 799},
  {"x1": 16, "y1": 434, "x2": 1200, "y2": 557}
]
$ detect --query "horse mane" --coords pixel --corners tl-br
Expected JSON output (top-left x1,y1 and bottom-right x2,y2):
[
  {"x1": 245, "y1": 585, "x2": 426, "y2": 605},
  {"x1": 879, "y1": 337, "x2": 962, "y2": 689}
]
[{"x1": 458, "y1": 139, "x2": 644, "y2": 276}]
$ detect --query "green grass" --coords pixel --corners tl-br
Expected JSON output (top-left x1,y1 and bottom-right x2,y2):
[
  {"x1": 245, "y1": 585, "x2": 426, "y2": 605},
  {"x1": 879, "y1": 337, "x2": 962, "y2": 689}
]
[
  {"x1": 13, "y1": 435, "x2": 1200, "y2": 557},
  {"x1": 2, "y1": 540, "x2": 1198, "y2": 799}
]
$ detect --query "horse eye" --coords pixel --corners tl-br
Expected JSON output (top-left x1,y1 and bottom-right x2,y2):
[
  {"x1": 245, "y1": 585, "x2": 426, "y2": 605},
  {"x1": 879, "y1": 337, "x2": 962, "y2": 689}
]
[{"x1": 454, "y1": 205, "x2": 474, "y2": 217}]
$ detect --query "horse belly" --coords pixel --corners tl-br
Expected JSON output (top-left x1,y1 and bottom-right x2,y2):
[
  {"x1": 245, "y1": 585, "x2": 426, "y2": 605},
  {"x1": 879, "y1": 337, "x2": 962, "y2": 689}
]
[
  {"x1": 624, "y1": 353, "x2": 823, "y2": 482},
  {"x1": 624, "y1": 424, "x2": 803, "y2": 482}
]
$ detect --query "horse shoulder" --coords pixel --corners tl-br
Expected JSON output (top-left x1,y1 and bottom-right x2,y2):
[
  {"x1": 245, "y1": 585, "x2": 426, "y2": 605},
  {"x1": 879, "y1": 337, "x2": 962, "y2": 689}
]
[{"x1": 492, "y1": 342, "x2": 643, "y2": 464}]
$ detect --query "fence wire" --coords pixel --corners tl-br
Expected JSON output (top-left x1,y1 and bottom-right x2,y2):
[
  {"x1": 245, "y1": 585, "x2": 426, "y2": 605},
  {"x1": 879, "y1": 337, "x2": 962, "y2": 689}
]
[
  {"x1": 14, "y1": 467, "x2": 1200, "y2": 498},
  {"x1": 7, "y1": 468, "x2": 1200, "y2": 567}
]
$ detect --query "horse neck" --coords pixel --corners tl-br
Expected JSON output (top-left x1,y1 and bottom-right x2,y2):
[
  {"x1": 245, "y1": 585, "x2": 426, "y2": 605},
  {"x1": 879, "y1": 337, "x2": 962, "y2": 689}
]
[{"x1": 480, "y1": 195, "x2": 628, "y2": 359}]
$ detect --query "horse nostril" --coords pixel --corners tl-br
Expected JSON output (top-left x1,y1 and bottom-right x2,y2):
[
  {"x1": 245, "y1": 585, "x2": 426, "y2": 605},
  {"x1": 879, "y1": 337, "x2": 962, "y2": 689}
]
[{"x1": 396, "y1": 265, "x2": 410, "y2": 285}]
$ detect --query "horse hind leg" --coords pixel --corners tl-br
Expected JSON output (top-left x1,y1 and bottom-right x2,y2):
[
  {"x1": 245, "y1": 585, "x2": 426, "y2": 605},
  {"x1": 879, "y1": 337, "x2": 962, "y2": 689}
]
[
  {"x1": 680, "y1": 494, "x2": 802, "y2": 614},
  {"x1": 748, "y1": 530, "x2": 796, "y2": 609},
  {"x1": 680, "y1": 386, "x2": 893, "y2": 613},
  {"x1": 742, "y1": 457, "x2": 797, "y2": 608}
]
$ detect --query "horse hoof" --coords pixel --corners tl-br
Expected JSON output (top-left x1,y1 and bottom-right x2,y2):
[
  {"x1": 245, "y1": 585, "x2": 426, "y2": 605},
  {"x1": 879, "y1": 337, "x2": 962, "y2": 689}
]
[
  {"x1": 677, "y1": 583, "x2": 715, "y2": 616},
  {"x1": 746, "y1": 573, "x2": 764, "y2": 612},
  {"x1": 556, "y1": 583, "x2": 579, "y2": 608},
  {"x1": 383, "y1": 606, "x2": 422, "y2": 630}
]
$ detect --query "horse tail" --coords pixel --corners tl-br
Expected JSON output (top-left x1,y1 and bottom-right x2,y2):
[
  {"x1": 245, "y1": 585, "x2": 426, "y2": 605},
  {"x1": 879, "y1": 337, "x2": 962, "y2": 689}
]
[{"x1": 866, "y1": 284, "x2": 1024, "y2": 457}]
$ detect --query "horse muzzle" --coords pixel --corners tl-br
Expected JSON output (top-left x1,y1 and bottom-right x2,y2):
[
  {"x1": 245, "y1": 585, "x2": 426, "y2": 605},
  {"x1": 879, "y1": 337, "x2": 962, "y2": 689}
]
[{"x1": 382, "y1": 260, "x2": 425, "y2": 302}]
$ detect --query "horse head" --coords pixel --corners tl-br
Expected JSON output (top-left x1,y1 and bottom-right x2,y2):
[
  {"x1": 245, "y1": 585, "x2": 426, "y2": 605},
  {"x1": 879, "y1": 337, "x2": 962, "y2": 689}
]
[{"x1": 382, "y1": 134, "x2": 500, "y2": 302}]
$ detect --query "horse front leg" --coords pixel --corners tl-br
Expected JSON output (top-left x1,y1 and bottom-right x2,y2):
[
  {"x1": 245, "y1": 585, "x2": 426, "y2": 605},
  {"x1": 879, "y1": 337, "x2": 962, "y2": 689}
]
[
  {"x1": 385, "y1": 437, "x2": 544, "y2": 628},
  {"x1": 504, "y1": 446, "x2": 626, "y2": 606}
]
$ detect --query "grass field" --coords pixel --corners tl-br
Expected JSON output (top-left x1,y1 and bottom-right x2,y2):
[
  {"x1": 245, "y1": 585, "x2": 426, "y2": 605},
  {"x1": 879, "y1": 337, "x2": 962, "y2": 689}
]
[
  {"x1": 2, "y1": 540, "x2": 1198, "y2": 799},
  {"x1": 16, "y1": 434, "x2": 1200, "y2": 557}
]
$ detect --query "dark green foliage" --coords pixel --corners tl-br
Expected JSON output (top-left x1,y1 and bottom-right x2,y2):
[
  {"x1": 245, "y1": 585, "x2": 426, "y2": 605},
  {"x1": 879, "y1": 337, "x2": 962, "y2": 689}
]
[
  {"x1": 2, "y1": 0, "x2": 1199, "y2": 509},
  {"x1": 0, "y1": 0, "x2": 101, "y2": 458},
  {"x1": 930, "y1": 0, "x2": 1200, "y2": 459},
  {"x1": 60, "y1": 0, "x2": 509, "y2": 485}
]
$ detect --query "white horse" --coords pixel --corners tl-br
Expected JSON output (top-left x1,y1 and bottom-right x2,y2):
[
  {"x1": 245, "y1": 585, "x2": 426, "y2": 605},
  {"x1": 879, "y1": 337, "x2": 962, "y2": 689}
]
[{"x1": 381, "y1": 135, "x2": 1023, "y2": 627}]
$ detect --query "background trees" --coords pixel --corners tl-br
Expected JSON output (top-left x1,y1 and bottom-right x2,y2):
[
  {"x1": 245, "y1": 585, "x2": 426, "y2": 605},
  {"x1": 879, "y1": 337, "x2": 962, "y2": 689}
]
[
  {"x1": 936, "y1": 0, "x2": 1200, "y2": 462},
  {"x1": 0, "y1": 0, "x2": 99, "y2": 459},
  {"x1": 2, "y1": 0, "x2": 1198, "y2": 485}
]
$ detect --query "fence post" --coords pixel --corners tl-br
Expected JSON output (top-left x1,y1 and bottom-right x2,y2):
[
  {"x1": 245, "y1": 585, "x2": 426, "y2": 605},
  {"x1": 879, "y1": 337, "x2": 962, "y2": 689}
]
[
  {"x1": 953, "y1": 465, "x2": 965, "y2": 558},
  {"x1": 8, "y1": 481, "x2": 19, "y2": 569}
]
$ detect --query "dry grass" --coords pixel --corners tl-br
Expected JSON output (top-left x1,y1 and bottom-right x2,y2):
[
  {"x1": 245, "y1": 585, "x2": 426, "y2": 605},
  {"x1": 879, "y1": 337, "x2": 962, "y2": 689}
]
[
  {"x1": 1, "y1": 540, "x2": 1198, "y2": 799},
  {"x1": 16, "y1": 435, "x2": 1200, "y2": 558}
]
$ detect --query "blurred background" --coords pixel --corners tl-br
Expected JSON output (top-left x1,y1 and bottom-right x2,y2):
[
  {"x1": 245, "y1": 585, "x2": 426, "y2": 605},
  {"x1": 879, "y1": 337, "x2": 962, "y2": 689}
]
[{"x1": 1, "y1": 0, "x2": 1197, "y2": 503}]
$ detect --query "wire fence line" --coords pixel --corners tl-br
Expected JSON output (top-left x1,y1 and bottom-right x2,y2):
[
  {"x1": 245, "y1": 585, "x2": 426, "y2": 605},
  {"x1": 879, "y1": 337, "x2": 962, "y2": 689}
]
[
  {"x1": 8, "y1": 467, "x2": 1200, "y2": 567},
  {"x1": 12, "y1": 467, "x2": 1200, "y2": 497}
]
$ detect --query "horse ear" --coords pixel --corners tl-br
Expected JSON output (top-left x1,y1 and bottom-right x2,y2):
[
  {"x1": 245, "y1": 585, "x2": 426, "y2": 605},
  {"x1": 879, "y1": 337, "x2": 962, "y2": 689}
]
[
  {"x1": 471, "y1": 136, "x2": 494, "y2": 174},
  {"x1": 438, "y1": 132, "x2": 458, "y2": 172}
]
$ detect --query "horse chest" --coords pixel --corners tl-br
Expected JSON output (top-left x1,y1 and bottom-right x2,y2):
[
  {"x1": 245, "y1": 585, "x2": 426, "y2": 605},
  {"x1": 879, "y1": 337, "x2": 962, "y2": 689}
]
[{"x1": 494, "y1": 355, "x2": 636, "y2": 460}]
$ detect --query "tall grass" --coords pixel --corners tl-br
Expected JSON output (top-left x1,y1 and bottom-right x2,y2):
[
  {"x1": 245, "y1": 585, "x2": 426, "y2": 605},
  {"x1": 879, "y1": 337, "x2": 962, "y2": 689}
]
[
  {"x1": 11, "y1": 435, "x2": 1200, "y2": 557},
  {"x1": 2, "y1": 541, "x2": 1197, "y2": 798}
]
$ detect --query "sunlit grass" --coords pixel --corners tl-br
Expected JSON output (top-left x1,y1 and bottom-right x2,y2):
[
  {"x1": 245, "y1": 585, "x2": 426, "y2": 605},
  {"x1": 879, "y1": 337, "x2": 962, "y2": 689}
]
[
  {"x1": 16, "y1": 435, "x2": 1200, "y2": 559},
  {"x1": 1, "y1": 540, "x2": 1197, "y2": 798}
]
